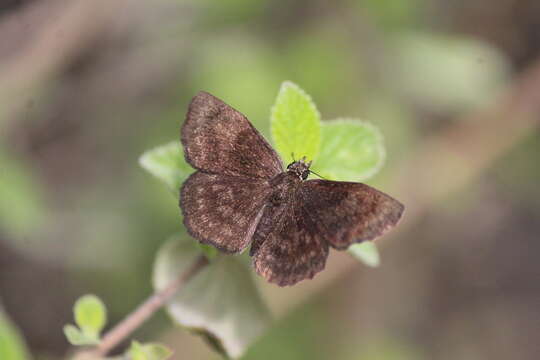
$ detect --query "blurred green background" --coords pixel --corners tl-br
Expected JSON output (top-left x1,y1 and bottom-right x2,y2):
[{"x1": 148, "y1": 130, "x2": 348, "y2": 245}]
[{"x1": 1, "y1": 0, "x2": 539, "y2": 359}]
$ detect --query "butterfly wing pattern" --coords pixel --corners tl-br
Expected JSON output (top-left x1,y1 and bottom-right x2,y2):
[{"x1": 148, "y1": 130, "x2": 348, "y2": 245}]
[
  {"x1": 181, "y1": 172, "x2": 272, "y2": 253},
  {"x1": 181, "y1": 91, "x2": 282, "y2": 179},
  {"x1": 181, "y1": 92, "x2": 282, "y2": 253},
  {"x1": 250, "y1": 192, "x2": 330, "y2": 286},
  {"x1": 180, "y1": 92, "x2": 404, "y2": 286},
  {"x1": 298, "y1": 180, "x2": 404, "y2": 250}
]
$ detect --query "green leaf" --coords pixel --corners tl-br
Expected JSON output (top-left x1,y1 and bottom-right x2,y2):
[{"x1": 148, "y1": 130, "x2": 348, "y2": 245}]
[
  {"x1": 313, "y1": 119, "x2": 385, "y2": 182},
  {"x1": 63, "y1": 324, "x2": 99, "y2": 346},
  {"x1": 271, "y1": 81, "x2": 321, "y2": 165},
  {"x1": 0, "y1": 307, "x2": 30, "y2": 360},
  {"x1": 129, "y1": 341, "x2": 172, "y2": 360},
  {"x1": 129, "y1": 341, "x2": 145, "y2": 360},
  {"x1": 63, "y1": 300, "x2": 106, "y2": 346},
  {"x1": 348, "y1": 242, "x2": 380, "y2": 268},
  {"x1": 139, "y1": 141, "x2": 193, "y2": 193},
  {"x1": 74, "y1": 294, "x2": 107, "y2": 339},
  {"x1": 153, "y1": 235, "x2": 271, "y2": 359}
]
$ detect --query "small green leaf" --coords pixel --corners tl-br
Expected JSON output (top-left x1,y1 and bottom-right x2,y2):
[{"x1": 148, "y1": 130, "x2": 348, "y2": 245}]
[
  {"x1": 129, "y1": 341, "x2": 172, "y2": 360},
  {"x1": 313, "y1": 119, "x2": 385, "y2": 182},
  {"x1": 0, "y1": 307, "x2": 30, "y2": 360},
  {"x1": 153, "y1": 235, "x2": 270, "y2": 359},
  {"x1": 142, "y1": 343, "x2": 172, "y2": 360},
  {"x1": 74, "y1": 295, "x2": 106, "y2": 339},
  {"x1": 63, "y1": 324, "x2": 99, "y2": 346},
  {"x1": 348, "y1": 242, "x2": 380, "y2": 267},
  {"x1": 139, "y1": 141, "x2": 193, "y2": 193},
  {"x1": 129, "y1": 341, "x2": 146, "y2": 360},
  {"x1": 271, "y1": 81, "x2": 321, "y2": 165}
]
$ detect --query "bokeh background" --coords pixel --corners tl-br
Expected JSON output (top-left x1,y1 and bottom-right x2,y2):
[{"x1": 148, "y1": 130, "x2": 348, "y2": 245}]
[{"x1": 1, "y1": 0, "x2": 539, "y2": 359}]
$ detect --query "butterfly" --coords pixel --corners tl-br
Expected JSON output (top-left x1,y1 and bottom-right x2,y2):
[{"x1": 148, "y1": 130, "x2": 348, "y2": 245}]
[{"x1": 180, "y1": 92, "x2": 404, "y2": 286}]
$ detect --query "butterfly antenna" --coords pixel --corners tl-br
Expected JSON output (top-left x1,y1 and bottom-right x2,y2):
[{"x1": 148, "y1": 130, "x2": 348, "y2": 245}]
[{"x1": 309, "y1": 169, "x2": 327, "y2": 180}]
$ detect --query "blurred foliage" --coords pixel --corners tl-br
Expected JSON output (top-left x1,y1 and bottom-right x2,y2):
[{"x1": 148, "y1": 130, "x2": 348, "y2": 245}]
[
  {"x1": 339, "y1": 337, "x2": 425, "y2": 360},
  {"x1": 0, "y1": 148, "x2": 44, "y2": 240},
  {"x1": 0, "y1": 306, "x2": 30, "y2": 360},
  {"x1": 0, "y1": 0, "x2": 536, "y2": 359},
  {"x1": 493, "y1": 133, "x2": 540, "y2": 208},
  {"x1": 192, "y1": 36, "x2": 282, "y2": 132},
  {"x1": 358, "y1": 0, "x2": 424, "y2": 30},
  {"x1": 153, "y1": 235, "x2": 270, "y2": 359},
  {"x1": 129, "y1": 341, "x2": 172, "y2": 360},
  {"x1": 386, "y1": 32, "x2": 510, "y2": 112},
  {"x1": 64, "y1": 295, "x2": 107, "y2": 346},
  {"x1": 242, "y1": 303, "x2": 330, "y2": 360}
]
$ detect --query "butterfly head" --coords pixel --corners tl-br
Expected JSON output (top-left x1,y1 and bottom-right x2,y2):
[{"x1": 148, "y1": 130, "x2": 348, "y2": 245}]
[{"x1": 286, "y1": 156, "x2": 312, "y2": 180}]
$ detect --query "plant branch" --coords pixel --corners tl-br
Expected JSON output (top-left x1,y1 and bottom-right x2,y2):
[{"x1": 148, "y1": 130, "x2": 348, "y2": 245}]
[{"x1": 88, "y1": 255, "x2": 209, "y2": 357}]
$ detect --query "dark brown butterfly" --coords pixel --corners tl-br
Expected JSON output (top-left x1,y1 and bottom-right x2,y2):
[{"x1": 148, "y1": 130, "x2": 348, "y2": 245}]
[{"x1": 180, "y1": 92, "x2": 404, "y2": 286}]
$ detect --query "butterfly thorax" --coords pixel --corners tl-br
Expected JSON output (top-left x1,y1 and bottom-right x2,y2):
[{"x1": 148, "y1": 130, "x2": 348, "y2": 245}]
[
  {"x1": 265, "y1": 170, "x2": 301, "y2": 208},
  {"x1": 266, "y1": 158, "x2": 311, "y2": 206}
]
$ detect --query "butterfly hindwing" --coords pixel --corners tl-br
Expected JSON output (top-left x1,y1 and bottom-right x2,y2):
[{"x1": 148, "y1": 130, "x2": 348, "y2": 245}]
[
  {"x1": 251, "y1": 182, "x2": 329, "y2": 286},
  {"x1": 180, "y1": 171, "x2": 272, "y2": 253},
  {"x1": 298, "y1": 180, "x2": 404, "y2": 250},
  {"x1": 181, "y1": 92, "x2": 283, "y2": 179}
]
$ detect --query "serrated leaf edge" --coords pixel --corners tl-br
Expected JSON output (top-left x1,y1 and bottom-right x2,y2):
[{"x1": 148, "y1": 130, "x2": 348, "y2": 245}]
[
  {"x1": 322, "y1": 118, "x2": 386, "y2": 182},
  {"x1": 270, "y1": 81, "x2": 322, "y2": 163},
  {"x1": 138, "y1": 141, "x2": 184, "y2": 184}
]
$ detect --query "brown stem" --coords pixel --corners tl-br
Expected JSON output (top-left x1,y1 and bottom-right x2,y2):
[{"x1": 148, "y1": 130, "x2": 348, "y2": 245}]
[{"x1": 89, "y1": 255, "x2": 209, "y2": 357}]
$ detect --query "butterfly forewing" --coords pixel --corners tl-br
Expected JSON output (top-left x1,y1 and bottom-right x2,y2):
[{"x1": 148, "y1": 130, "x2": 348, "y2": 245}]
[
  {"x1": 180, "y1": 172, "x2": 272, "y2": 253},
  {"x1": 298, "y1": 180, "x2": 404, "y2": 250},
  {"x1": 181, "y1": 92, "x2": 283, "y2": 179}
]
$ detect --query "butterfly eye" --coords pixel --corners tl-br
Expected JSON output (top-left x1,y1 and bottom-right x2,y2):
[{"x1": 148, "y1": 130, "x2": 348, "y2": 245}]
[{"x1": 301, "y1": 170, "x2": 309, "y2": 180}]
